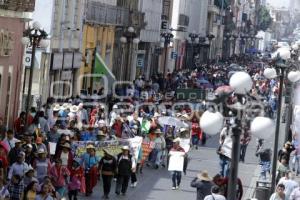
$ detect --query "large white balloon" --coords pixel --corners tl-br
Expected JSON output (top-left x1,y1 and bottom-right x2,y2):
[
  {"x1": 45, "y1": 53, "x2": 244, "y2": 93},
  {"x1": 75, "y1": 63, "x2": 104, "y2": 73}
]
[
  {"x1": 288, "y1": 71, "x2": 300, "y2": 83},
  {"x1": 263, "y1": 68, "x2": 277, "y2": 79},
  {"x1": 229, "y1": 71, "x2": 253, "y2": 94},
  {"x1": 200, "y1": 111, "x2": 224, "y2": 135},
  {"x1": 277, "y1": 48, "x2": 291, "y2": 60},
  {"x1": 251, "y1": 117, "x2": 275, "y2": 139}
]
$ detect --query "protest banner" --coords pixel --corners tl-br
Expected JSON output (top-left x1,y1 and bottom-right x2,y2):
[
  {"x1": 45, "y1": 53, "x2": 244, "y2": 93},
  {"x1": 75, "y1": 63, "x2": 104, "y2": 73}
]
[
  {"x1": 49, "y1": 142, "x2": 57, "y2": 155},
  {"x1": 72, "y1": 137, "x2": 142, "y2": 158},
  {"x1": 141, "y1": 141, "x2": 155, "y2": 164},
  {"x1": 168, "y1": 151, "x2": 185, "y2": 171}
]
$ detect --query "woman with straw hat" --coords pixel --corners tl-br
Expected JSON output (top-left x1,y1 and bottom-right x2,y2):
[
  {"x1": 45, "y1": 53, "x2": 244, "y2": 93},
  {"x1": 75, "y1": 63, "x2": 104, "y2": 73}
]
[
  {"x1": 99, "y1": 148, "x2": 117, "y2": 199},
  {"x1": 81, "y1": 144, "x2": 100, "y2": 196},
  {"x1": 190, "y1": 170, "x2": 214, "y2": 200}
]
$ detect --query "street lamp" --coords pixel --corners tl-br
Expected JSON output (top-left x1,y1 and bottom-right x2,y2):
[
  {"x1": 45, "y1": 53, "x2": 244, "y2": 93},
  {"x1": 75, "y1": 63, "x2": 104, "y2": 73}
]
[
  {"x1": 263, "y1": 48, "x2": 300, "y2": 192},
  {"x1": 120, "y1": 26, "x2": 140, "y2": 81},
  {"x1": 207, "y1": 34, "x2": 215, "y2": 68},
  {"x1": 161, "y1": 30, "x2": 174, "y2": 77},
  {"x1": 232, "y1": 34, "x2": 238, "y2": 55},
  {"x1": 21, "y1": 21, "x2": 48, "y2": 129},
  {"x1": 188, "y1": 31, "x2": 199, "y2": 69},
  {"x1": 224, "y1": 32, "x2": 232, "y2": 58}
]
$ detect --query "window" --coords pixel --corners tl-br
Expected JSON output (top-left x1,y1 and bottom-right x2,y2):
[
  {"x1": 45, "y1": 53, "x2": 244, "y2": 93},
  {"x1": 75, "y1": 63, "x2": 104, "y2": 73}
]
[
  {"x1": 178, "y1": 14, "x2": 189, "y2": 26},
  {"x1": 4, "y1": 66, "x2": 12, "y2": 126}
]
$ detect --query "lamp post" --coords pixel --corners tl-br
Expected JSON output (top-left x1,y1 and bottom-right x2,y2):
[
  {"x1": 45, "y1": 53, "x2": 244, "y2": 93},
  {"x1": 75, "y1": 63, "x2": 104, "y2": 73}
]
[
  {"x1": 21, "y1": 21, "x2": 48, "y2": 129},
  {"x1": 120, "y1": 26, "x2": 140, "y2": 81},
  {"x1": 263, "y1": 48, "x2": 300, "y2": 192},
  {"x1": 161, "y1": 30, "x2": 174, "y2": 77},
  {"x1": 188, "y1": 32, "x2": 199, "y2": 69},
  {"x1": 207, "y1": 34, "x2": 215, "y2": 68},
  {"x1": 224, "y1": 32, "x2": 232, "y2": 59},
  {"x1": 232, "y1": 34, "x2": 238, "y2": 55}
]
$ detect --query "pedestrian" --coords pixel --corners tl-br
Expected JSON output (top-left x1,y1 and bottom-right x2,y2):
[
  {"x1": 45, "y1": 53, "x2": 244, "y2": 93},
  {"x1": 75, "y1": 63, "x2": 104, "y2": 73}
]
[
  {"x1": 33, "y1": 148, "x2": 51, "y2": 183},
  {"x1": 8, "y1": 139, "x2": 23, "y2": 166},
  {"x1": 276, "y1": 156, "x2": 290, "y2": 184},
  {"x1": 55, "y1": 142, "x2": 73, "y2": 169},
  {"x1": 81, "y1": 144, "x2": 99, "y2": 196},
  {"x1": 169, "y1": 137, "x2": 185, "y2": 190},
  {"x1": 0, "y1": 178, "x2": 9, "y2": 199},
  {"x1": 24, "y1": 180, "x2": 39, "y2": 200},
  {"x1": 152, "y1": 129, "x2": 166, "y2": 169},
  {"x1": 291, "y1": 134, "x2": 300, "y2": 175},
  {"x1": 8, "y1": 152, "x2": 30, "y2": 181},
  {"x1": 240, "y1": 127, "x2": 251, "y2": 162},
  {"x1": 269, "y1": 183, "x2": 285, "y2": 200},
  {"x1": 8, "y1": 174, "x2": 24, "y2": 200},
  {"x1": 68, "y1": 158, "x2": 84, "y2": 200},
  {"x1": 2, "y1": 129, "x2": 18, "y2": 152},
  {"x1": 115, "y1": 146, "x2": 135, "y2": 196},
  {"x1": 190, "y1": 171, "x2": 214, "y2": 200},
  {"x1": 218, "y1": 124, "x2": 232, "y2": 177},
  {"x1": 98, "y1": 149, "x2": 117, "y2": 199},
  {"x1": 278, "y1": 142, "x2": 294, "y2": 165},
  {"x1": 204, "y1": 185, "x2": 226, "y2": 200},
  {"x1": 256, "y1": 139, "x2": 272, "y2": 180},
  {"x1": 191, "y1": 116, "x2": 201, "y2": 149},
  {"x1": 290, "y1": 186, "x2": 300, "y2": 200},
  {"x1": 35, "y1": 184, "x2": 55, "y2": 200},
  {"x1": 49, "y1": 158, "x2": 70, "y2": 197},
  {"x1": 278, "y1": 171, "x2": 299, "y2": 200}
]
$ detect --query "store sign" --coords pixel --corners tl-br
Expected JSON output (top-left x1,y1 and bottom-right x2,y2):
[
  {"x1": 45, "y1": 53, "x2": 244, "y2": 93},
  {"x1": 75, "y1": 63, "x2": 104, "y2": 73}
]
[{"x1": 0, "y1": 29, "x2": 14, "y2": 57}]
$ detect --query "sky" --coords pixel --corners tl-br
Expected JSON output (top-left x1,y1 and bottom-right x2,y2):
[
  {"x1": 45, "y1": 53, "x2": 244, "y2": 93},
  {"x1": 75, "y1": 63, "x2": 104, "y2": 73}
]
[{"x1": 31, "y1": 0, "x2": 53, "y2": 33}]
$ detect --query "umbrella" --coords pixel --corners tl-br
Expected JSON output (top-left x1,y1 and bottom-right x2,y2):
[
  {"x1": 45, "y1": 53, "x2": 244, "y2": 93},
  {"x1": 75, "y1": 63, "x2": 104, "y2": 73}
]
[{"x1": 158, "y1": 116, "x2": 189, "y2": 128}]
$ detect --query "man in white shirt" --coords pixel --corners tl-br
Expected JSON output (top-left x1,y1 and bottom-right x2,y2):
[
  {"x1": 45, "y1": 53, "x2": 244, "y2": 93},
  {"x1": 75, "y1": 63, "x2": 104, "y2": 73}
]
[
  {"x1": 290, "y1": 186, "x2": 300, "y2": 200},
  {"x1": 278, "y1": 171, "x2": 299, "y2": 200},
  {"x1": 204, "y1": 185, "x2": 226, "y2": 200}
]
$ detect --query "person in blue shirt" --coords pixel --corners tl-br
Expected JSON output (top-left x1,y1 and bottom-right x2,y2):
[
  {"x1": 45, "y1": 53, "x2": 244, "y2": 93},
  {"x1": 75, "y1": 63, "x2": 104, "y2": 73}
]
[
  {"x1": 81, "y1": 144, "x2": 100, "y2": 196},
  {"x1": 80, "y1": 127, "x2": 96, "y2": 141}
]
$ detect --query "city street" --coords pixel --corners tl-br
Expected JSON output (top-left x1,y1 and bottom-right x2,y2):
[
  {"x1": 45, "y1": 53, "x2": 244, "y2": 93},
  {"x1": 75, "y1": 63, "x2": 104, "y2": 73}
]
[{"x1": 80, "y1": 134, "x2": 265, "y2": 200}]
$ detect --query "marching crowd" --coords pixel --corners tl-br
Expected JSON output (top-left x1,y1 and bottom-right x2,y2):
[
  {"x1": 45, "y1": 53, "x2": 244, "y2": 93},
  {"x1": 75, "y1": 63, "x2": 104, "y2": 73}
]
[{"x1": 0, "y1": 56, "x2": 290, "y2": 200}]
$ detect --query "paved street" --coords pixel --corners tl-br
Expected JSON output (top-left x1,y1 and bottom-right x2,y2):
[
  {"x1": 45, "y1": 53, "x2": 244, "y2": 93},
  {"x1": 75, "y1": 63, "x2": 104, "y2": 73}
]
[{"x1": 79, "y1": 134, "x2": 264, "y2": 200}]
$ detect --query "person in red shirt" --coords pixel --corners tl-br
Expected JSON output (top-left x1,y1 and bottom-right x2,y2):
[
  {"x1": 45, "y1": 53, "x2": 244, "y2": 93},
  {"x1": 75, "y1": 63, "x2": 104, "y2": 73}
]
[
  {"x1": 14, "y1": 112, "x2": 33, "y2": 138},
  {"x1": 0, "y1": 142, "x2": 8, "y2": 179},
  {"x1": 68, "y1": 159, "x2": 84, "y2": 200},
  {"x1": 191, "y1": 116, "x2": 201, "y2": 149},
  {"x1": 111, "y1": 117, "x2": 123, "y2": 138}
]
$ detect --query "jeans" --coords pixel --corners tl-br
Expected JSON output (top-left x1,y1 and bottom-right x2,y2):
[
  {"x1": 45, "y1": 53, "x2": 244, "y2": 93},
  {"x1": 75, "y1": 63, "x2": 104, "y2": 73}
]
[
  {"x1": 219, "y1": 155, "x2": 230, "y2": 177},
  {"x1": 171, "y1": 171, "x2": 182, "y2": 187},
  {"x1": 240, "y1": 144, "x2": 248, "y2": 162},
  {"x1": 292, "y1": 155, "x2": 300, "y2": 174},
  {"x1": 68, "y1": 189, "x2": 78, "y2": 200},
  {"x1": 115, "y1": 174, "x2": 130, "y2": 194},
  {"x1": 102, "y1": 175, "x2": 113, "y2": 196},
  {"x1": 131, "y1": 171, "x2": 137, "y2": 183},
  {"x1": 191, "y1": 135, "x2": 199, "y2": 147},
  {"x1": 259, "y1": 161, "x2": 271, "y2": 180}
]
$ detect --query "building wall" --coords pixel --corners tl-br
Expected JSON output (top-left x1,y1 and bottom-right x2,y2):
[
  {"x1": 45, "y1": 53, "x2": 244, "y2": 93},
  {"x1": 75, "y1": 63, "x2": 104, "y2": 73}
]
[
  {"x1": 0, "y1": 16, "x2": 25, "y2": 127},
  {"x1": 79, "y1": 24, "x2": 115, "y2": 91}
]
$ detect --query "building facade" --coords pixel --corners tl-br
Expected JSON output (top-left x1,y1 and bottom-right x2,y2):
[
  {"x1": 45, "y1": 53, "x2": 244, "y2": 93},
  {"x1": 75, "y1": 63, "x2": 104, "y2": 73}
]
[{"x1": 0, "y1": 3, "x2": 34, "y2": 127}]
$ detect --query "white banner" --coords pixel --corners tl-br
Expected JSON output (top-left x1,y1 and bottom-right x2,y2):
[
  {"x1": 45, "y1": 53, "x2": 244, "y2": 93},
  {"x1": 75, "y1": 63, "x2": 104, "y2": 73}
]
[
  {"x1": 168, "y1": 151, "x2": 185, "y2": 171},
  {"x1": 128, "y1": 136, "x2": 143, "y2": 161}
]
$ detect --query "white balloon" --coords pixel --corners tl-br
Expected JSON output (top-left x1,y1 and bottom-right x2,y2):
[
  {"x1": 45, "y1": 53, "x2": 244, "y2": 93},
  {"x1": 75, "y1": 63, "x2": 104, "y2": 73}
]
[
  {"x1": 277, "y1": 48, "x2": 291, "y2": 60},
  {"x1": 293, "y1": 44, "x2": 299, "y2": 50},
  {"x1": 251, "y1": 117, "x2": 275, "y2": 139},
  {"x1": 229, "y1": 71, "x2": 253, "y2": 94},
  {"x1": 32, "y1": 21, "x2": 41, "y2": 30},
  {"x1": 263, "y1": 68, "x2": 277, "y2": 79},
  {"x1": 200, "y1": 111, "x2": 224, "y2": 135},
  {"x1": 288, "y1": 71, "x2": 300, "y2": 83}
]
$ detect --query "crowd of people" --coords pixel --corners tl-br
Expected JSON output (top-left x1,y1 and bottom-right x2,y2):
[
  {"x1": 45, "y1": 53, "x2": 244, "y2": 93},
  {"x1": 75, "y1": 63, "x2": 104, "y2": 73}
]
[{"x1": 0, "y1": 55, "x2": 291, "y2": 200}]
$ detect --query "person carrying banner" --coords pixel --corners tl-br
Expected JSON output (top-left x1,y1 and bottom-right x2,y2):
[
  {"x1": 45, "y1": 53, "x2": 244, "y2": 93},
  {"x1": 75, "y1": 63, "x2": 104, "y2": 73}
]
[
  {"x1": 169, "y1": 138, "x2": 185, "y2": 190},
  {"x1": 81, "y1": 144, "x2": 100, "y2": 196},
  {"x1": 115, "y1": 146, "x2": 136, "y2": 196}
]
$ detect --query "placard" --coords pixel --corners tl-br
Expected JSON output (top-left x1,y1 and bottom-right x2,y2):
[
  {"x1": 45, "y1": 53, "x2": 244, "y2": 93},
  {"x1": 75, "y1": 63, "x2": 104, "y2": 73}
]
[
  {"x1": 49, "y1": 142, "x2": 57, "y2": 155},
  {"x1": 168, "y1": 151, "x2": 185, "y2": 171}
]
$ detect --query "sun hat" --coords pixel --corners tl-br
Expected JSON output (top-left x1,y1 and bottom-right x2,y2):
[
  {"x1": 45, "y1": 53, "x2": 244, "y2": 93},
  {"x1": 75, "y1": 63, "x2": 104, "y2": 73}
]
[
  {"x1": 173, "y1": 137, "x2": 181, "y2": 143},
  {"x1": 70, "y1": 105, "x2": 79, "y2": 113},
  {"x1": 86, "y1": 144, "x2": 95, "y2": 149},
  {"x1": 103, "y1": 148, "x2": 113, "y2": 156},
  {"x1": 37, "y1": 149, "x2": 46, "y2": 154},
  {"x1": 25, "y1": 166, "x2": 35, "y2": 175},
  {"x1": 53, "y1": 104, "x2": 61, "y2": 112},
  {"x1": 60, "y1": 103, "x2": 69, "y2": 111},
  {"x1": 61, "y1": 143, "x2": 71, "y2": 149},
  {"x1": 122, "y1": 146, "x2": 130, "y2": 151},
  {"x1": 197, "y1": 171, "x2": 212, "y2": 181}
]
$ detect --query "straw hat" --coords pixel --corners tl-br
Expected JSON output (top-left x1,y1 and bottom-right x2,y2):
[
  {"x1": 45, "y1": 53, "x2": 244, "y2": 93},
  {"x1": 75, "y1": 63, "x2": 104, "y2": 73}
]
[
  {"x1": 53, "y1": 104, "x2": 61, "y2": 112},
  {"x1": 197, "y1": 171, "x2": 212, "y2": 181},
  {"x1": 37, "y1": 149, "x2": 46, "y2": 154},
  {"x1": 86, "y1": 144, "x2": 95, "y2": 149},
  {"x1": 122, "y1": 146, "x2": 130, "y2": 151},
  {"x1": 70, "y1": 105, "x2": 79, "y2": 113},
  {"x1": 61, "y1": 143, "x2": 71, "y2": 149},
  {"x1": 25, "y1": 166, "x2": 35, "y2": 175},
  {"x1": 173, "y1": 137, "x2": 181, "y2": 143},
  {"x1": 97, "y1": 131, "x2": 106, "y2": 136},
  {"x1": 60, "y1": 103, "x2": 69, "y2": 111},
  {"x1": 103, "y1": 148, "x2": 113, "y2": 156}
]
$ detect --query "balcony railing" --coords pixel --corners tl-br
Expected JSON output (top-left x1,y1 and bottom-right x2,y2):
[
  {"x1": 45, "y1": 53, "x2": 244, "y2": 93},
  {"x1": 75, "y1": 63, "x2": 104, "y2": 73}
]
[{"x1": 0, "y1": 0, "x2": 35, "y2": 12}]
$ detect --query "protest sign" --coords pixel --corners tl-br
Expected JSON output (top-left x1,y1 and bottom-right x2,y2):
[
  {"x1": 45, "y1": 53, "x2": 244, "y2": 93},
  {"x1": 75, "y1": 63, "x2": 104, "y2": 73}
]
[
  {"x1": 49, "y1": 142, "x2": 57, "y2": 155},
  {"x1": 141, "y1": 141, "x2": 155, "y2": 164},
  {"x1": 168, "y1": 151, "x2": 185, "y2": 171}
]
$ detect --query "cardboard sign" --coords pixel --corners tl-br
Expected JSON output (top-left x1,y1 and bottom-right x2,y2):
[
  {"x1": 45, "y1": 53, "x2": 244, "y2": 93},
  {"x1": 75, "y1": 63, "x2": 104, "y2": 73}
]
[{"x1": 168, "y1": 151, "x2": 185, "y2": 171}]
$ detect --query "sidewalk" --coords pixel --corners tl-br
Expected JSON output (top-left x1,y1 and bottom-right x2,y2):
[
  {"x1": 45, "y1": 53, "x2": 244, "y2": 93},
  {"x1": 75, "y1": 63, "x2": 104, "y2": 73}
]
[{"x1": 245, "y1": 121, "x2": 288, "y2": 199}]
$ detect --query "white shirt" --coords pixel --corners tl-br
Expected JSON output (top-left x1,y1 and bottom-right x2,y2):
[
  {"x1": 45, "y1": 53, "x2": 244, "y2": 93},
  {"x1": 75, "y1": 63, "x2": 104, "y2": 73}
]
[
  {"x1": 290, "y1": 187, "x2": 300, "y2": 200},
  {"x1": 60, "y1": 152, "x2": 69, "y2": 167},
  {"x1": 278, "y1": 178, "x2": 299, "y2": 200},
  {"x1": 204, "y1": 194, "x2": 226, "y2": 200}
]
